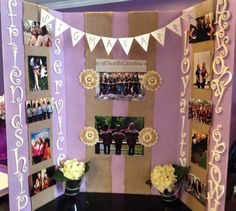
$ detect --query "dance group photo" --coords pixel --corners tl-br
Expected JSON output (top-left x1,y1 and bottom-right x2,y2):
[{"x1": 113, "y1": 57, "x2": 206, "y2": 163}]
[
  {"x1": 189, "y1": 13, "x2": 214, "y2": 43},
  {"x1": 28, "y1": 56, "x2": 49, "y2": 92},
  {"x1": 191, "y1": 130, "x2": 208, "y2": 170},
  {"x1": 95, "y1": 116, "x2": 144, "y2": 156},
  {"x1": 185, "y1": 173, "x2": 207, "y2": 205},
  {"x1": 96, "y1": 72, "x2": 145, "y2": 101},
  {"x1": 189, "y1": 98, "x2": 212, "y2": 125},
  {"x1": 193, "y1": 51, "x2": 212, "y2": 89},
  {"x1": 31, "y1": 128, "x2": 51, "y2": 165},
  {"x1": 29, "y1": 166, "x2": 55, "y2": 196},
  {"x1": 24, "y1": 20, "x2": 52, "y2": 47},
  {"x1": 26, "y1": 97, "x2": 53, "y2": 124}
]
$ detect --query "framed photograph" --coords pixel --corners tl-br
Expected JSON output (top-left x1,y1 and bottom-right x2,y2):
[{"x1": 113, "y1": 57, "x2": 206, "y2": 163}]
[
  {"x1": 193, "y1": 51, "x2": 212, "y2": 89},
  {"x1": 185, "y1": 173, "x2": 207, "y2": 205},
  {"x1": 29, "y1": 166, "x2": 55, "y2": 196},
  {"x1": 96, "y1": 59, "x2": 146, "y2": 101},
  {"x1": 31, "y1": 128, "x2": 51, "y2": 165},
  {"x1": 28, "y1": 56, "x2": 48, "y2": 92},
  {"x1": 26, "y1": 97, "x2": 54, "y2": 124},
  {"x1": 23, "y1": 20, "x2": 52, "y2": 47},
  {"x1": 189, "y1": 98, "x2": 212, "y2": 125},
  {"x1": 95, "y1": 116, "x2": 144, "y2": 156},
  {"x1": 189, "y1": 13, "x2": 214, "y2": 43},
  {"x1": 191, "y1": 130, "x2": 208, "y2": 170}
]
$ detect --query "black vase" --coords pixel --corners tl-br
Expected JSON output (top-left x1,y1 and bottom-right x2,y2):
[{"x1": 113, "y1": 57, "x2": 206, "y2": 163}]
[{"x1": 64, "y1": 180, "x2": 81, "y2": 196}]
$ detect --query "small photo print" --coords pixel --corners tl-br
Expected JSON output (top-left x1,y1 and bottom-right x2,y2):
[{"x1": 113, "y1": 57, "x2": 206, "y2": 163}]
[
  {"x1": 28, "y1": 56, "x2": 48, "y2": 92},
  {"x1": 193, "y1": 51, "x2": 212, "y2": 89},
  {"x1": 96, "y1": 72, "x2": 145, "y2": 101},
  {"x1": 31, "y1": 128, "x2": 51, "y2": 165},
  {"x1": 189, "y1": 98, "x2": 212, "y2": 125},
  {"x1": 23, "y1": 20, "x2": 52, "y2": 47},
  {"x1": 26, "y1": 97, "x2": 54, "y2": 124},
  {"x1": 29, "y1": 166, "x2": 55, "y2": 196},
  {"x1": 191, "y1": 130, "x2": 208, "y2": 169},
  {"x1": 189, "y1": 13, "x2": 214, "y2": 43},
  {"x1": 95, "y1": 116, "x2": 144, "y2": 156},
  {"x1": 185, "y1": 173, "x2": 207, "y2": 205}
]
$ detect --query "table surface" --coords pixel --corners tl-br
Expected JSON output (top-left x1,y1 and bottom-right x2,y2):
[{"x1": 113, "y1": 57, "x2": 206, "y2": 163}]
[{"x1": 36, "y1": 192, "x2": 192, "y2": 211}]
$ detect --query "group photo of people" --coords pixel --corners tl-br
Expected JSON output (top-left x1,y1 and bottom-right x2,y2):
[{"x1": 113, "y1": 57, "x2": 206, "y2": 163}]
[
  {"x1": 193, "y1": 51, "x2": 212, "y2": 89},
  {"x1": 191, "y1": 130, "x2": 208, "y2": 170},
  {"x1": 28, "y1": 55, "x2": 48, "y2": 92},
  {"x1": 95, "y1": 116, "x2": 144, "y2": 156},
  {"x1": 29, "y1": 166, "x2": 55, "y2": 196},
  {"x1": 189, "y1": 13, "x2": 214, "y2": 43},
  {"x1": 24, "y1": 20, "x2": 52, "y2": 47},
  {"x1": 189, "y1": 98, "x2": 212, "y2": 125},
  {"x1": 26, "y1": 97, "x2": 53, "y2": 124},
  {"x1": 96, "y1": 72, "x2": 145, "y2": 101},
  {"x1": 185, "y1": 173, "x2": 207, "y2": 205},
  {"x1": 31, "y1": 128, "x2": 51, "y2": 165}
]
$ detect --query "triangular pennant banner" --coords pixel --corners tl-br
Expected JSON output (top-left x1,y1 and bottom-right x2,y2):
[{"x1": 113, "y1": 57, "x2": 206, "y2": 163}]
[
  {"x1": 182, "y1": 8, "x2": 197, "y2": 26},
  {"x1": 151, "y1": 27, "x2": 166, "y2": 46},
  {"x1": 101, "y1": 37, "x2": 117, "y2": 55},
  {"x1": 86, "y1": 33, "x2": 101, "y2": 52},
  {"x1": 118, "y1": 37, "x2": 134, "y2": 55},
  {"x1": 166, "y1": 17, "x2": 182, "y2": 36},
  {"x1": 40, "y1": 9, "x2": 55, "y2": 28},
  {"x1": 134, "y1": 33, "x2": 150, "y2": 52},
  {"x1": 70, "y1": 27, "x2": 84, "y2": 47},
  {"x1": 55, "y1": 18, "x2": 70, "y2": 37}
]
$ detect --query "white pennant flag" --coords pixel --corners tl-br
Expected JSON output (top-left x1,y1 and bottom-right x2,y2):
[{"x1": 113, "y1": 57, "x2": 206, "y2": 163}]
[
  {"x1": 135, "y1": 33, "x2": 150, "y2": 52},
  {"x1": 102, "y1": 37, "x2": 117, "y2": 55},
  {"x1": 151, "y1": 27, "x2": 166, "y2": 46},
  {"x1": 86, "y1": 33, "x2": 101, "y2": 52},
  {"x1": 181, "y1": 8, "x2": 197, "y2": 26},
  {"x1": 166, "y1": 17, "x2": 182, "y2": 36},
  {"x1": 118, "y1": 37, "x2": 133, "y2": 55},
  {"x1": 40, "y1": 9, "x2": 55, "y2": 28},
  {"x1": 55, "y1": 19, "x2": 70, "y2": 37},
  {"x1": 70, "y1": 27, "x2": 84, "y2": 47}
]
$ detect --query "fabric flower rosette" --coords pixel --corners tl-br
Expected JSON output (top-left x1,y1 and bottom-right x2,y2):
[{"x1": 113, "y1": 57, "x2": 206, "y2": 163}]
[
  {"x1": 142, "y1": 71, "x2": 163, "y2": 91},
  {"x1": 146, "y1": 164, "x2": 189, "y2": 202},
  {"x1": 52, "y1": 159, "x2": 90, "y2": 196},
  {"x1": 80, "y1": 127, "x2": 99, "y2": 146},
  {"x1": 79, "y1": 69, "x2": 99, "y2": 89},
  {"x1": 138, "y1": 128, "x2": 158, "y2": 147}
]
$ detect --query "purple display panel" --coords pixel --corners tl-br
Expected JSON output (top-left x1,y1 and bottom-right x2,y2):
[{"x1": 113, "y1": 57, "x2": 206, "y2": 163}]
[
  {"x1": 49, "y1": 9, "x2": 68, "y2": 197},
  {"x1": 62, "y1": 12, "x2": 86, "y2": 191},
  {"x1": 0, "y1": 127, "x2": 7, "y2": 166},
  {"x1": 1, "y1": 0, "x2": 30, "y2": 210},
  {"x1": 151, "y1": 11, "x2": 183, "y2": 194},
  {"x1": 111, "y1": 12, "x2": 130, "y2": 193}
]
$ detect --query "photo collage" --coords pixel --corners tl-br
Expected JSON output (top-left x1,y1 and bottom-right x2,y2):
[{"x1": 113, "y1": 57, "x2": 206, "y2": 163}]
[
  {"x1": 24, "y1": 18, "x2": 55, "y2": 198},
  {"x1": 185, "y1": 12, "x2": 215, "y2": 205}
]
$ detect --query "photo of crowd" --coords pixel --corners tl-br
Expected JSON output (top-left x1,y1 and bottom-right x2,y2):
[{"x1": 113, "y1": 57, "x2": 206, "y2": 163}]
[
  {"x1": 189, "y1": 98, "x2": 212, "y2": 125},
  {"x1": 185, "y1": 173, "x2": 207, "y2": 205},
  {"x1": 29, "y1": 166, "x2": 55, "y2": 196},
  {"x1": 95, "y1": 116, "x2": 144, "y2": 156},
  {"x1": 26, "y1": 97, "x2": 53, "y2": 124},
  {"x1": 189, "y1": 13, "x2": 214, "y2": 43},
  {"x1": 96, "y1": 72, "x2": 145, "y2": 101},
  {"x1": 31, "y1": 128, "x2": 51, "y2": 165},
  {"x1": 28, "y1": 56, "x2": 48, "y2": 92},
  {"x1": 191, "y1": 130, "x2": 208, "y2": 170},
  {"x1": 193, "y1": 51, "x2": 212, "y2": 89},
  {"x1": 24, "y1": 20, "x2": 52, "y2": 47}
]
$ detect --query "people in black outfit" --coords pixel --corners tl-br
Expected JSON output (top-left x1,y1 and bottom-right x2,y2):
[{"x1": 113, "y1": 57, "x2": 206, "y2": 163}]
[
  {"x1": 125, "y1": 122, "x2": 139, "y2": 156},
  {"x1": 112, "y1": 125, "x2": 126, "y2": 155},
  {"x1": 99, "y1": 125, "x2": 112, "y2": 154}
]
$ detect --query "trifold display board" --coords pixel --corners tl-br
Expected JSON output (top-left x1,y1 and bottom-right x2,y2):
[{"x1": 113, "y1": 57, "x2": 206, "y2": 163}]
[{"x1": 1, "y1": 0, "x2": 236, "y2": 210}]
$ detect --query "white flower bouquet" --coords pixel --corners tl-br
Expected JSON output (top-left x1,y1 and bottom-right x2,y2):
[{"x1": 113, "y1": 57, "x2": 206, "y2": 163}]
[
  {"x1": 52, "y1": 159, "x2": 90, "y2": 181},
  {"x1": 146, "y1": 164, "x2": 189, "y2": 195}
]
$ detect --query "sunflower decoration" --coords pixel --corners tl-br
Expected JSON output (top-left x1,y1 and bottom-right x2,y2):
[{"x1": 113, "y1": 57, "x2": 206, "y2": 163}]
[
  {"x1": 143, "y1": 71, "x2": 162, "y2": 91},
  {"x1": 138, "y1": 128, "x2": 158, "y2": 147},
  {"x1": 79, "y1": 69, "x2": 99, "y2": 89},
  {"x1": 80, "y1": 127, "x2": 99, "y2": 146}
]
